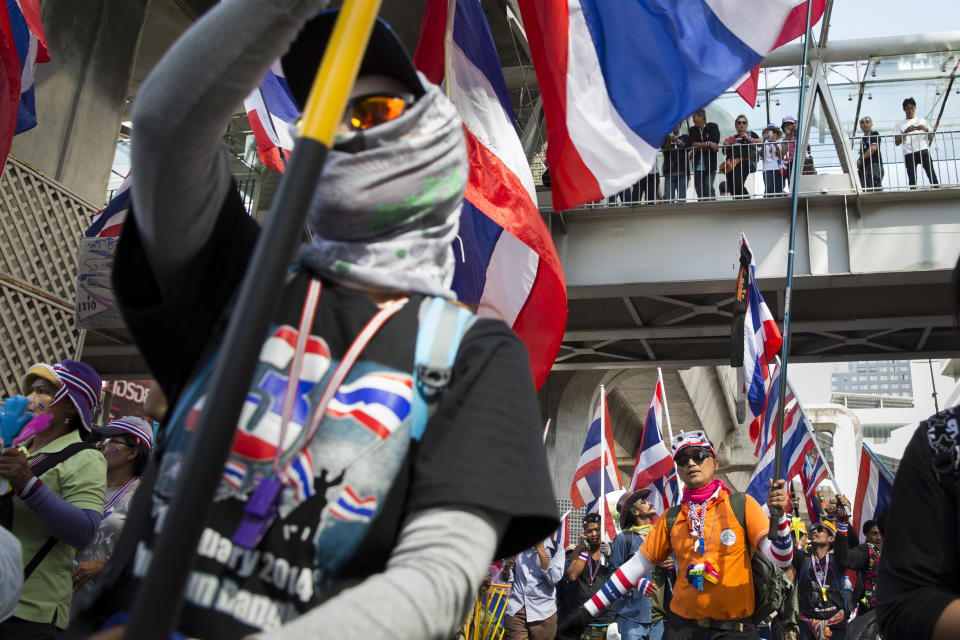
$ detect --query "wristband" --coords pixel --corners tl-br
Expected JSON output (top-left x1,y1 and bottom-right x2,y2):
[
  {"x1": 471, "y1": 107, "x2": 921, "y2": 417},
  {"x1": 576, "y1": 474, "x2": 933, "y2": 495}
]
[
  {"x1": 17, "y1": 476, "x2": 40, "y2": 499},
  {"x1": 638, "y1": 578, "x2": 656, "y2": 597},
  {"x1": 577, "y1": 551, "x2": 590, "y2": 563}
]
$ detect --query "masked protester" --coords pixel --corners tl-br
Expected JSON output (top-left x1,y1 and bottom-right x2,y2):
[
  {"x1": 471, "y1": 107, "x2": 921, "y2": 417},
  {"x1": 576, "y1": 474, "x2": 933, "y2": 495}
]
[{"x1": 93, "y1": 1, "x2": 557, "y2": 638}]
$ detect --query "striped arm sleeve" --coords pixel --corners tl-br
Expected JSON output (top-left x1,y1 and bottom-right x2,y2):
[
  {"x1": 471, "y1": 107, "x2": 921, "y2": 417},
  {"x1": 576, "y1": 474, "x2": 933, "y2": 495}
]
[
  {"x1": 583, "y1": 551, "x2": 654, "y2": 616},
  {"x1": 758, "y1": 515, "x2": 793, "y2": 567}
]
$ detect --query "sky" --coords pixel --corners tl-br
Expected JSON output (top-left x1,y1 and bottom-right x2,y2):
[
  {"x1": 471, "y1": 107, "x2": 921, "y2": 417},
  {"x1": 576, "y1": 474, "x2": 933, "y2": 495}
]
[{"x1": 824, "y1": 1, "x2": 960, "y2": 41}]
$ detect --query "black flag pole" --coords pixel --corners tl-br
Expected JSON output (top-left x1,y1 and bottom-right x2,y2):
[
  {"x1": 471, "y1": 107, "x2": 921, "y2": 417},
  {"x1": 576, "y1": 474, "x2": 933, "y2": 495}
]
[
  {"x1": 123, "y1": 1, "x2": 382, "y2": 637},
  {"x1": 769, "y1": 0, "x2": 815, "y2": 540}
]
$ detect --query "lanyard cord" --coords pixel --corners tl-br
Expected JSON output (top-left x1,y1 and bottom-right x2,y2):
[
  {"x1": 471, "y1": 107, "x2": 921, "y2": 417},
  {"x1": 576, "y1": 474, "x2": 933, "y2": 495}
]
[
  {"x1": 104, "y1": 475, "x2": 140, "y2": 515},
  {"x1": 812, "y1": 552, "x2": 829, "y2": 593},
  {"x1": 269, "y1": 281, "x2": 409, "y2": 478}
]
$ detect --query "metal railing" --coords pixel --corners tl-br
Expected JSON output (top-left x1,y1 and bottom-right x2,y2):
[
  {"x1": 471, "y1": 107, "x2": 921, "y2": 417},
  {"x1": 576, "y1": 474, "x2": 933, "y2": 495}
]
[{"x1": 536, "y1": 130, "x2": 960, "y2": 210}]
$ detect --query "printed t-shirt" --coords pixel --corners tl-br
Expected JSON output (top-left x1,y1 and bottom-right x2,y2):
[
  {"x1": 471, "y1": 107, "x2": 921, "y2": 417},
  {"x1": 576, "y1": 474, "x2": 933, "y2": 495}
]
[
  {"x1": 111, "y1": 183, "x2": 558, "y2": 638},
  {"x1": 638, "y1": 491, "x2": 768, "y2": 621},
  {"x1": 74, "y1": 479, "x2": 141, "y2": 603},
  {"x1": 859, "y1": 131, "x2": 883, "y2": 168},
  {"x1": 13, "y1": 431, "x2": 106, "y2": 628}
]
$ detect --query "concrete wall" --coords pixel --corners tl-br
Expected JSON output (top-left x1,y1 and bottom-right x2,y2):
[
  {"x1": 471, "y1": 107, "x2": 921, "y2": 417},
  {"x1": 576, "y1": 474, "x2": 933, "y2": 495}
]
[{"x1": 10, "y1": 0, "x2": 149, "y2": 205}]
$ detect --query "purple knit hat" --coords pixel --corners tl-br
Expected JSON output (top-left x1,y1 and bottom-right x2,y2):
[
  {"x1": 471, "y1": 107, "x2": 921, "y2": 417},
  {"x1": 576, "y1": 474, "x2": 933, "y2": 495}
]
[{"x1": 22, "y1": 359, "x2": 102, "y2": 431}]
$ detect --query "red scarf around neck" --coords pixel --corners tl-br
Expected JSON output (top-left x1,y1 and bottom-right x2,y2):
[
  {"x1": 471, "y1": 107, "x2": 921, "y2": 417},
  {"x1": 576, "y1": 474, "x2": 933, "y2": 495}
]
[{"x1": 681, "y1": 478, "x2": 729, "y2": 504}]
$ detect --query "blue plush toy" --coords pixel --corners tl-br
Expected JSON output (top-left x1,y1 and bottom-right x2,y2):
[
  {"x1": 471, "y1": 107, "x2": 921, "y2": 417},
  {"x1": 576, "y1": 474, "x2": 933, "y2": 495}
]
[{"x1": 0, "y1": 395, "x2": 33, "y2": 445}]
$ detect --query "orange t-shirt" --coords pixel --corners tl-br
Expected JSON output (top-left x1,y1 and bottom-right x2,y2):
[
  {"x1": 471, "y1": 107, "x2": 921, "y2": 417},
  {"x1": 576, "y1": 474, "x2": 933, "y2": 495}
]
[{"x1": 639, "y1": 491, "x2": 769, "y2": 621}]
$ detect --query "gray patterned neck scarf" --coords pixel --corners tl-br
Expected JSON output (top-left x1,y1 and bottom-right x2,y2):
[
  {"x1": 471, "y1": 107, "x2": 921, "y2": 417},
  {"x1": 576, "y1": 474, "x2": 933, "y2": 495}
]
[{"x1": 300, "y1": 77, "x2": 467, "y2": 300}]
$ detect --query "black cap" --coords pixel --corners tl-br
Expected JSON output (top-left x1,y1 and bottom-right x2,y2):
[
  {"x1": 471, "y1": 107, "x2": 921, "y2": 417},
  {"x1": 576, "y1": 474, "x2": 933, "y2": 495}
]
[{"x1": 282, "y1": 10, "x2": 426, "y2": 110}]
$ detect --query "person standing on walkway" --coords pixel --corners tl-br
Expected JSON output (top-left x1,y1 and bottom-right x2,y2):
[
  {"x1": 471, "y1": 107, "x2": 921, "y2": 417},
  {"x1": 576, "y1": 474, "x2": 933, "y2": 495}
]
[{"x1": 894, "y1": 97, "x2": 938, "y2": 187}]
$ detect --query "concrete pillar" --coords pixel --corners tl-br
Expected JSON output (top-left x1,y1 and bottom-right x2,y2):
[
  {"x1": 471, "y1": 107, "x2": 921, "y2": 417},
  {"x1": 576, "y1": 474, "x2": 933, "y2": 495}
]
[{"x1": 10, "y1": 0, "x2": 150, "y2": 206}]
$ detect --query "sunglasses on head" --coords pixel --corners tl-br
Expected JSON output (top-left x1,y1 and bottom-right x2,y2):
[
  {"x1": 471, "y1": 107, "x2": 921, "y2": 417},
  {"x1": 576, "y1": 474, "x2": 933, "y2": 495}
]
[
  {"x1": 346, "y1": 92, "x2": 415, "y2": 131},
  {"x1": 583, "y1": 513, "x2": 601, "y2": 524},
  {"x1": 675, "y1": 448, "x2": 712, "y2": 466}
]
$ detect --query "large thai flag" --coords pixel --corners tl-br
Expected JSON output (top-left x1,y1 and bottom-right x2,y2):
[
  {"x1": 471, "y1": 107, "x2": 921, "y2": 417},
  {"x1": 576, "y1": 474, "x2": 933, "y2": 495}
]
[
  {"x1": 745, "y1": 406, "x2": 814, "y2": 506},
  {"x1": 517, "y1": 0, "x2": 826, "y2": 210},
  {"x1": 243, "y1": 60, "x2": 298, "y2": 173},
  {"x1": 414, "y1": 0, "x2": 567, "y2": 389},
  {"x1": 853, "y1": 444, "x2": 894, "y2": 543},
  {"x1": 800, "y1": 453, "x2": 827, "y2": 522},
  {"x1": 741, "y1": 233, "x2": 783, "y2": 432},
  {"x1": 85, "y1": 174, "x2": 131, "y2": 238},
  {"x1": 6, "y1": 0, "x2": 48, "y2": 134},
  {"x1": 733, "y1": 0, "x2": 827, "y2": 107},
  {"x1": 628, "y1": 379, "x2": 677, "y2": 513},
  {"x1": 570, "y1": 389, "x2": 621, "y2": 540}
]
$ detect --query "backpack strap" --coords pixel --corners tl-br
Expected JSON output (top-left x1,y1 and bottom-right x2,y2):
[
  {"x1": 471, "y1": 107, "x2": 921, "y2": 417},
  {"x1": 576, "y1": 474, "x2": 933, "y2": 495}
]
[
  {"x1": 730, "y1": 491, "x2": 751, "y2": 554},
  {"x1": 30, "y1": 441, "x2": 95, "y2": 477},
  {"x1": 664, "y1": 504, "x2": 682, "y2": 536},
  {"x1": 411, "y1": 297, "x2": 477, "y2": 441}
]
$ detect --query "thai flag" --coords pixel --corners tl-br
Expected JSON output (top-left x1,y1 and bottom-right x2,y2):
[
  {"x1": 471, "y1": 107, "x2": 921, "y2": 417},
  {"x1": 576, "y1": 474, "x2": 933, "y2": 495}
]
[
  {"x1": 853, "y1": 444, "x2": 894, "y2": 543},
  {"x1": 734, "y1": 1, "x2": 826, "y2": 107},
  {"x1": 6, "y1": 0, "x2": 48, "y2": 134},
  {"x1": 800, "y1": 454, "x2": 827, "y2": 522},
  {"x1": 752, "y1": 365, "x2": 802, "y2": 458},
  {"x1": 85, "y1": 173, "x2": 130, "y2": 238},
  {"x1": 329, "y1": 485, "x2": 378, "y2": 524},
  {"x1": 516, "y1": 0, "x2": 826, "y2": 210},
  {"x1": 741, "y1": 234, "x2": 783, "y2": 433},
  {"x1": 414, "y1": 0, "x2": 567, "y2": 390},
  {"x1": 570, "y1": 389, "x2": 621, "y2": 540},
  {"x1": 745, "y1": 407, "x2": 814, "y2": 506},
  {"x1": 628, "y1": 380, "x2": 677, "y2": 513},
  {"x1": 222, "y1": 460, "x2": 247, "y2": 490},
  {"x1": 552, "y1": 509, "x2": 571, "y2": 549},
  {"x1": 243, "y1": 60, "x2": 298, "y2": 173},
  {"x1": 326, "y1": 372, "x2": 413, "y2": 440},
  {"x1": 286, "y1": 449, "x2": 315, "y2": 501}
]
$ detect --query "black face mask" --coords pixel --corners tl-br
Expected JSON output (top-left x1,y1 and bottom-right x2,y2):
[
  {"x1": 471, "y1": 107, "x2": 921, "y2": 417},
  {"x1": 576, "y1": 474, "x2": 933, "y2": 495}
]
[{"x1": 333, "y1": 131, "x2": 368, "y2": 153}]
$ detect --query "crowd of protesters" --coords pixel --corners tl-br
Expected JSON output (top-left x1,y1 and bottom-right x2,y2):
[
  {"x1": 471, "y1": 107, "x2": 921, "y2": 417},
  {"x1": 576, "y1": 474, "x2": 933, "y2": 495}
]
[{"x1": 603, "y1": 95, "x2": 942, "y2": 204}]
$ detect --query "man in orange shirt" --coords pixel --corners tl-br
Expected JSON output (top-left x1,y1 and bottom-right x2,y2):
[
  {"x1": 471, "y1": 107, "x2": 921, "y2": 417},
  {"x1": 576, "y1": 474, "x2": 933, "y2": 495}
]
[{"x1": 574, "y1": 430, "x2": 793, "y2": 639}]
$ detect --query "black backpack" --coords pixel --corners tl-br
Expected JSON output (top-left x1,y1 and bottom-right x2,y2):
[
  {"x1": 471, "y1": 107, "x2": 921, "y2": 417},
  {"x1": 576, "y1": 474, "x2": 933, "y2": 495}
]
[{"x1": 664, "y1": 492, "x2": 786, "y2": 625}]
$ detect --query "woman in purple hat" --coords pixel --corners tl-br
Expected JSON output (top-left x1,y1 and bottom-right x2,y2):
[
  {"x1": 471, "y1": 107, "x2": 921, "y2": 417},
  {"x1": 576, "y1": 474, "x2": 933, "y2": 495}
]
[{"x1": 0, "y1": 360, "x2": 107, "y2": 639}]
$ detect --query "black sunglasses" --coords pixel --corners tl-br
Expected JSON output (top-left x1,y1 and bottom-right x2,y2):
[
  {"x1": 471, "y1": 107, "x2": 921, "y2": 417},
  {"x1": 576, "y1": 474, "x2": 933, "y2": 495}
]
[
  {"x1": 583, "y1": 513, "x2": 601, "y2": 524},
  {"x1": 735, "y1": 120, "x2": 747, "y2": 125},
  {"x1": 675, "y1": 448, "x2": 712, "y2": 466}
]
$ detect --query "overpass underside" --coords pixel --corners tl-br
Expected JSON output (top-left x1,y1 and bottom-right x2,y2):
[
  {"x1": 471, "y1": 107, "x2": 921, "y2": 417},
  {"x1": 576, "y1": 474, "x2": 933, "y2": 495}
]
[{"x1": 551, "y1": 188, "x2": 960, "y2": 371}]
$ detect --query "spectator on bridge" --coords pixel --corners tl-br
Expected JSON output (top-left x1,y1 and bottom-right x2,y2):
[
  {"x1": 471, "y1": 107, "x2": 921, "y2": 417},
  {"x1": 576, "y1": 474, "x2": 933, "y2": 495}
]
[
  {"x1": 894, "y1": 97, "x2": 939, "y2": 187},
  {"x1": 793, "y1": 504, "x2": 851, "y2": 640},
  {"x1": 856, "y1": 116, "x2": 884, "y2": 190},
  {"x1": 688, "y1": 109, "x2": 721, "y2": 200},
  {"x1": 661, "y1": 124, "x2": 690, "y2": 203},
  {"x1": 723, "y1": 115, "x2": 761, "y2": 199},
  {"x1": 501, "y1": 536, "x2": 565, "y2": 640},
  {"x1": 568, "y1": 430, "x2": 794, "y2": 638},
  {"x1": 0, "y1": 360, "x2": 106, "y2": 638},
  {"x1": 761, "y1": 123, "x2": 786, "y2": 196},
  {"x1": 73, "y1": 417, "x2": 154, "y2": 603},
  {"x1": 611, "y1": 489, "x2": 664, "y2": 640},
  {"x1": 781, "y1": 116, "x2": 798, "y2": 187}
]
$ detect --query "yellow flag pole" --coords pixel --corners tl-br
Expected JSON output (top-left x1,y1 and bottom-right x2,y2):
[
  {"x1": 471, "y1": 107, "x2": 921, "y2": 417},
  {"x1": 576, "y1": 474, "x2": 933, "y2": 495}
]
[{"x1": 123, "y1": 1, "x2": 381, "y2": 637}]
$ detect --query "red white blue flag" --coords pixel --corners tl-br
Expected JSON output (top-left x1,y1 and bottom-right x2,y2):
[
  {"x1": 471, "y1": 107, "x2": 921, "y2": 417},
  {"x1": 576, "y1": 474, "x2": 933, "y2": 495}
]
[
  {"x1": 853, "y1": 444, "x2": 894, "y2": 543},
  {"x1": 517, "y1": 0, "x2": 826, "y2": 210},
  {"x1": 552, "y1": 509, "x2": 571, "y2": 549},
  {"x1": 745, "y1": 399, "x2": 813, "y2": 505},
  {"x1": 570, "y1": 389, "x2": 621, "y2": 540},
  {"x1": 243, "y1": 61, "x2": 298, "y2": 173},
  {"x1": 800, "y1": 453, "x2": 827, "y2": 522},
  {"x1": 6, "y1": 0, "x2": 48, "y2": 134},
  {"x1": 741, "y1": 233, "x2": 783, "y2": 437},
  {"x1": 628, "y1": 379, "x2": 677, "y2": 514},
  {"x1": 85, "y1": 173, "x2": 130, "y2": 238},
  {"x1": 414, "y1": 0, "x2": 567, "y2": 389}
]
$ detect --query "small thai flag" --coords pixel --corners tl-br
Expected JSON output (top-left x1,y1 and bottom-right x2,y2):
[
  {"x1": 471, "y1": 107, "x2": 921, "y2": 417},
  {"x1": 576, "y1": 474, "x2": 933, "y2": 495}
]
[
  {"x1": 243, "y1": 60, "x2": 298, "y2": 173},
  {"x1": 329, "y1": 485, "x2": 378, "y2": 524},
  {"x1": 286, "y1": 450, "x2": 315, "y2": 501},
  {"x1": 223, "y1": 460, "x2": 247, "y2": 490},
  {"x1": 326, "y1": 373, "x2": 413, "y2": 440},
  {"x1": 85, "y1": 174, "x2": 130, "y2": 238}
]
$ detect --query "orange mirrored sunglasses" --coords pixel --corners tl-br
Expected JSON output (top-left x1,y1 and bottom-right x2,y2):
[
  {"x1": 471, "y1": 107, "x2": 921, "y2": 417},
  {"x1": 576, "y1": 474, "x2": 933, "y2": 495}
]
[{"x1": 347, "y1": 92, "x2": 415, "y2": 131}]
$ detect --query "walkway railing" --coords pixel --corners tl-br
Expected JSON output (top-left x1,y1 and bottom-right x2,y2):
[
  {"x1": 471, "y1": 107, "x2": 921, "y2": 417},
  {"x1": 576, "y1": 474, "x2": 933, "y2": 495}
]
[{"x1": 537, "y1": 130, "x2": 960, "y2": 210}]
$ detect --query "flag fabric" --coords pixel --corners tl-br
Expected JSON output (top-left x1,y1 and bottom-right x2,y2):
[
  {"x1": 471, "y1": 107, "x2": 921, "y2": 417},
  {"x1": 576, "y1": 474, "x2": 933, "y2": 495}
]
[
  {"x1": 570, "y1": 389, "x2": 621, "y2": 540},
  {"x1": 852, "y1": 444, "x2": 894, "y2": 542},
  {"x1": 734, "y1": 1, "x2": 826, "y2": 106},
  {"x1": 628, "y1": 380, "x2": 678, "y2": 513},
  {"x1": 552, "y1": 509, "x2": 571, "y2": 549},
  {"x1": 85, "y1": 174, "x2": 131, "y2": 238},
  {"x1": 800, "y1": 454, "x2": 827, "y2": 522},
  {"x1": 741, "y1": 234, "x2": 783, "y2": 433},
  {"x1": 243, "y1": 60, "x2": 298, "y2": 173},
  {"x1": 745, "y1": 406, "x2": 814, "y2": 505},
  {"x1": 0, "y1": 1, "x2": 20, "y2": 172},
  {"x1": 516, "y1": 0, "x2": 829, "y2": 210},
  {"x1": 414, "y1": 0, "x2": 567, "y2": 389},
  {"x1": 7, "y1": 0, "x2": 48, "y2": 134}
]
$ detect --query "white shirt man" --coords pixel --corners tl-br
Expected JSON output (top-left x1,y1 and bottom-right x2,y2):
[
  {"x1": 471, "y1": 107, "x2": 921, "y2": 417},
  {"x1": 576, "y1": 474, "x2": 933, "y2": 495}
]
[{"x1": 894, "y1": 97, "x2": 939, "y2": 186}]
